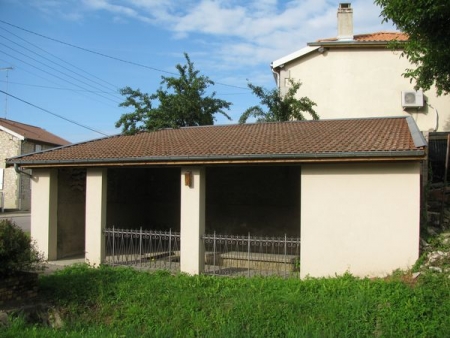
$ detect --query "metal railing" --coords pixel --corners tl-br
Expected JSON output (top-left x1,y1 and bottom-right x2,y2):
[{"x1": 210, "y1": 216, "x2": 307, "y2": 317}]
[
  {"x1": 104, "y1": 228, "x2": 301, "y2": 278},
  {"x1": 203, "y1": 232, "x2": 301, "y2": 278},
  {"x1": 104, "y1": 227, "x2": 180, "y2": 272}
]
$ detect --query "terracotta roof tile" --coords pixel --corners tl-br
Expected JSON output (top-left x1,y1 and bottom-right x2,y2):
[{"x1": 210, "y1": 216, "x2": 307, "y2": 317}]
[
  {"x1": 318, "y1": 31, "x2": 408, "y2": 43},
  {"x1": 6, "y1": 117, "x2": 425, "y2": 167},
  {"x1": 0, "y1": 118, "x2": 70, "y2": 146},
  {"x1": 354, "y1": 32, "x2": 408, "y2": 42}
]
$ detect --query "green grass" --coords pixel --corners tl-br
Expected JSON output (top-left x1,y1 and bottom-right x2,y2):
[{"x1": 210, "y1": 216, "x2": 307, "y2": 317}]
[{"x1": 2, "y1": 264, "x2": 450, "y2": 337}]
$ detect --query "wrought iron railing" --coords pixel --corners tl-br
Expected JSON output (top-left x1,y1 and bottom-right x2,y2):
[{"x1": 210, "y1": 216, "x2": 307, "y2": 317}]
[
  {"x1": 104, "y1": 227, "x2": 180, "y2": 272},
  {"x1": 203, "y1": 232, "x2": 301, "y2": 278},
  {"x1": 104, "y1": 228, "x2": 301, "y2": 277}
]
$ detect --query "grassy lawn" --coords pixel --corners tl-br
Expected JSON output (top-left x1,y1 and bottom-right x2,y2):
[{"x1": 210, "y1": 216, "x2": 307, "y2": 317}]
[{"x1": 2, "y1": 264, "x2": 450, "y2": 337}]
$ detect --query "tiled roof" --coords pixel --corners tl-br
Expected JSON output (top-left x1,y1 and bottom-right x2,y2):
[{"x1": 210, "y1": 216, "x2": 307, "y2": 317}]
[
  {"x1": 317, "y1": 31, "x2": 408, "y2": 43},
  {"x1": 354, "y1": 32, "x2": 408, "y2": 42},
  {"x1": 0, "y1": 118, "x2": 70, "y2": 146},
  {"x1": 6, "y1": 117, "x2": 425, "y2": 167}
]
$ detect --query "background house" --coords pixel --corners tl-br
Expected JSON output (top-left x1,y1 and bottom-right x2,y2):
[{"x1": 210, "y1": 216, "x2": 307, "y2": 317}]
[
  {"x1": 271, "y1": 3, "x2": 450, "y2": 133},
  {"x1": 0, "y1": 118, "x2": 69, "y2": 210}
]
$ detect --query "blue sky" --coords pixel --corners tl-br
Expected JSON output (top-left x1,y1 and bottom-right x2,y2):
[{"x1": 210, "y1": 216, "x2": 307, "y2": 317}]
[{"x1": 0, "y1": 0, "x2": 395, "y2": 143}]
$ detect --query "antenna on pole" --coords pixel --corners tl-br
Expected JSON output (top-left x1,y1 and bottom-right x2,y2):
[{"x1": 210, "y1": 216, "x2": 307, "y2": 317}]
[{"x1": 1, "y1": 67, "x2": 13, "y2": 119}]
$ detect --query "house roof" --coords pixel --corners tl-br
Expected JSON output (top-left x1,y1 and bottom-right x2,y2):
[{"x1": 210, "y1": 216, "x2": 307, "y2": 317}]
[
  {"x1": 317, "y1": 31, "x2": 408, "y2": 43},
  {"x1": 272, "y1": 31, "x2": 408, "y2": 69},
  {"x1": 6, "y1": 117, "x2": 426, "y2": 168},
  {"x1": 0, "y1": 118, "x2": 70, "y2": 146}
]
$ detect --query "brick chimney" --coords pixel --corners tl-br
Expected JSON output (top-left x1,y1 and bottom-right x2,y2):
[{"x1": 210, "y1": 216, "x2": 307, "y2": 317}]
[{"x1": 337, "y1": 3, "x2": 353, "y2": 41}]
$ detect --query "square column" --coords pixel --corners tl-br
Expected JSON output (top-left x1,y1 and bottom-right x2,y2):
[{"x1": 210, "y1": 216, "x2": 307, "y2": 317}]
[
  {"x1": 31, "y1": 168, "x2": 58, "y2": 260},
  {"x1": 180, "y1": 167, "x2": 205, "y2": 275},
  {"x1": 85, "y1": 168, "x2": 107, "y2": 266}
]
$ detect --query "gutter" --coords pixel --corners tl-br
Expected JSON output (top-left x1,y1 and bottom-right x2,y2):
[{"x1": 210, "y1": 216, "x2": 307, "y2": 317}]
[
  {"x1": 6, "y1": 150, "x2": 426, "y2": 168},
  {"x1": 14, "y1": 163, "x2": 32, "y2": 177}
]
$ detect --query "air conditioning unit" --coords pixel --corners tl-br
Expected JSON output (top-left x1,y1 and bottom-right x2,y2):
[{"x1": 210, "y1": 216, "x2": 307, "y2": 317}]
[{"x1": 401, "y1": 90, "x2": 424, "y2": 108}]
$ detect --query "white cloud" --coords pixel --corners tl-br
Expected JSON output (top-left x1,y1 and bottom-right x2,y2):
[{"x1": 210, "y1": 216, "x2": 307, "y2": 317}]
[{"x1": 27, "y1": 0, "x2": 397, "y2": 82}]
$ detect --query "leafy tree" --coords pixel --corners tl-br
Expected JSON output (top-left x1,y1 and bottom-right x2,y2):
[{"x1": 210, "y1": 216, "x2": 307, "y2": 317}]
[
  {"x1": 239, "y1": 79, "x2": 318, "y2": 123},
  {"x1": 375, "y1": 0, "x2": 450, "y2": 95},
  {"x1": 116, "y1": 53, "x2": 232, "y2": 134}
]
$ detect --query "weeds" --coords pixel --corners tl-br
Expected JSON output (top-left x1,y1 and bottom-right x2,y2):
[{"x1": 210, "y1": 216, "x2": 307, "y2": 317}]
[{"x1": 2, "y1": 264, "x2": 450, "y2": 337}]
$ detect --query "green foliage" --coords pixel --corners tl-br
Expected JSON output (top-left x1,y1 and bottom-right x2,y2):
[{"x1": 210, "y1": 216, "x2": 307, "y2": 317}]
[
  {"x1": 239, "y1": 78, "x2": 318, "y2": 123},
  {"x1": 0, "y1": 219, "x2": 45, "y2": 277},
  {"x1": 116, "y1": 53, "x2": 232, "y2": 134},
  {"x1": 375, "y1": 0, "x2": 450, "y2": 95},
  {"x1": 3, "y1": 265, "x2": 450, "y2": 337}
]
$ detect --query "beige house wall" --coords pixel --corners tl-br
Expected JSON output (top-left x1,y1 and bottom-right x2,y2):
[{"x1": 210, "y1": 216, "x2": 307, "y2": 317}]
[
  {"x1": 280, "y1": 48, "x2": 450, "y2": 132},
  {"x1": 300, "y1": 162, "x2": 421, "y2": 278}
]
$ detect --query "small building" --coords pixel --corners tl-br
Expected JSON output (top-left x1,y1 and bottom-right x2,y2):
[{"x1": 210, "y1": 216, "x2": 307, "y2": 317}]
[
  {"x1": 271, "y1": 3, "x2": 450, "y2": 133},
  {"x1": 0, "y1": 118, "x2": 70, "y2": 210},
  {"x1": 6, "y1": 117, "x2": 426, "y2": 278}
]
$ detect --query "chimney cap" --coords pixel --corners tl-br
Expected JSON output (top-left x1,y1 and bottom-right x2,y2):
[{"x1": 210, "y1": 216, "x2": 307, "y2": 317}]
[{"x1": 339, "y1": 3, "x2": 352, "y2": 9}]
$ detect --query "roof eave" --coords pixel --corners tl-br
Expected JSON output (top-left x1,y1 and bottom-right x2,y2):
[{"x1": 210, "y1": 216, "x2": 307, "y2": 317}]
[
  {"x1": 307, "y1": 40, "x2": 406, "y2": 48},
  {"x1": 271, "y1": 46, "x2": 319, "y2": 69},
  {"x1": 6, "y1": 150, "x2": 426, "y2": 169}
]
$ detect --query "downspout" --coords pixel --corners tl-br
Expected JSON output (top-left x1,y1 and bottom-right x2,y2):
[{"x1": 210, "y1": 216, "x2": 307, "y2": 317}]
[
  {"x1": 14, "y1": 159, "x2": 32, "y2": 211},
  {"x1": 271, "y1": 66, "x2": 280, "y2": 88},
  {"x1": 14, "y1": 163, "x2": 32, "y2": 178}
]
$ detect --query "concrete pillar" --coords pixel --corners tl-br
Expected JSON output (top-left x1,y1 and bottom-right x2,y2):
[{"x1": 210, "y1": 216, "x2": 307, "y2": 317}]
[
  {"x1": 31, "y1": 168, "x2": 58, "y2": 261},
  {"x1": 85, "y1": 168, "x2": 107, "y2": 266},
  {"x1": 180, "y1": 167, "x2": 205, "y2": 275}
]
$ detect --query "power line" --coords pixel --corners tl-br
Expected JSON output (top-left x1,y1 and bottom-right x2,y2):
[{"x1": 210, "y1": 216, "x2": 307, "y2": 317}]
[
  {"x1": 0, "y1": 49, "x2": 122, "y2": 105},
  {"x1": 0, "y1": 90, "x2": 109, "y2": 137},
  {"x1": 0, "y1": 34, "x2": 122, "y2": 101},
  {"x1": 0, "y1": 80, "x2": 117, "y2": 93},
  {"x1": 0, "y1": 43, "x2": 122, "y2": 104},
  {"x1": 0, "y1": 26, "x2": 119, "y2": 92},
  {"x1": 0, "y1": 57, "x2": 121, "y2": 109},
  {"x1": 0, "y1": 19, "x2": 250, "y2": 90}
]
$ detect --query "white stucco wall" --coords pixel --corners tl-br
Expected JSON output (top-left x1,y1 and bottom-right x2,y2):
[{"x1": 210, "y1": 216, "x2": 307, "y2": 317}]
[
  {"x1": 300, "y1": 162, "x2": 421, "y2": 278},
  {"x1": 85, "y1": 168, "x2": 107, "y2": 266},
  {"x1": 180, "y1": 167, "x2": 205, "y2": 275},
  {"x1": 280, "y1": 48, "x2": 450, "y2": 132},
  {"x1": 31, "y1": 168, "x2": 58, "y2": 260}
]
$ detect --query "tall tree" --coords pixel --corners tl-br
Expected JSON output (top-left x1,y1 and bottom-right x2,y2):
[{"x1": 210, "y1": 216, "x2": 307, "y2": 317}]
[
  {"x1": 375, "y1": 0, "x2": 450, "y2": 95},
  {"x1": 116, "y1": 53, "x2": 232, "y2": 134},
  {"x1": 239, "y1": 79, "x2": 318, "y2": 123}
]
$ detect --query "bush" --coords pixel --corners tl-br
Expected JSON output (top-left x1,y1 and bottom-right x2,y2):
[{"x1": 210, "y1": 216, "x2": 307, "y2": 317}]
[{"x1": 0, "y1": 219, "x2": 45, "y2": 277}]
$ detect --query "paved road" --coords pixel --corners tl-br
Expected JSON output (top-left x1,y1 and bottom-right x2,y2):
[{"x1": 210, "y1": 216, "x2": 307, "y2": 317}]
[{"x1": 0, "y1": 212, "x2": 31, "y2": 232}]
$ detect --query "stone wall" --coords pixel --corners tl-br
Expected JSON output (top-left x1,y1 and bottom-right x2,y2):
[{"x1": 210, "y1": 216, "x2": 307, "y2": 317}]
[
  {"x1": 0, "y1": 131, "x2": 21, "y2": 209},
  {"x1": 107, "y1": 167, "x2": 180, "y2": 230},
  {"x1": 0, "y1": 272, "x2": 38, "y2": 306},
  {"x1": 105, "y1": 166, "x2": 300, "y2": 237},
  {"x1": 57, "y1": 168, "x2": 86, "y2": 258},
  {"x1": 206, "y1": 166, "x2": 300, "y2": 236}
]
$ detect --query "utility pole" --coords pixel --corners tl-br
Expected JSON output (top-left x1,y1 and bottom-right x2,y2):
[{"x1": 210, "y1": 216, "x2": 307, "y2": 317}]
[{"x1": 1, "y1": 67, "x2": 13, "y2": 119}]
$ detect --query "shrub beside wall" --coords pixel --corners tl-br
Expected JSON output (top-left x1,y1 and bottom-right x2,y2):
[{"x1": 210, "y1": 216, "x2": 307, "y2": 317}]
[{"x1": 0, "y1": 219, "x2": 44, "y2": 305}]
